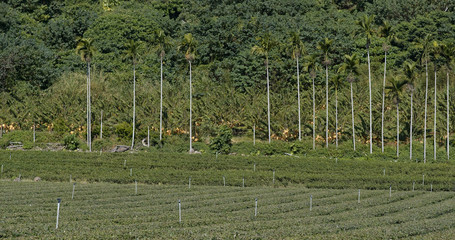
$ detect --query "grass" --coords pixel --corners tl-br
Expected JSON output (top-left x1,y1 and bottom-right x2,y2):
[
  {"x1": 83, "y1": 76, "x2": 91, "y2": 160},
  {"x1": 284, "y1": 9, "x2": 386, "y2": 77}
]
[{"x1": 1, "y1": 182, "x2": 455, "y2": 239}]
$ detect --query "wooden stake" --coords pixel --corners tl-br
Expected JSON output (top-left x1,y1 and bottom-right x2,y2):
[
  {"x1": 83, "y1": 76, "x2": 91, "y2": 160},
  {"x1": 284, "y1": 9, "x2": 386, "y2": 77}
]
[
  {"x1": 178, "y1": 199, "x2": 181, "y2": 223},
  {"x1": 358, "y1": 189, "x2": 360, "y2": 203},
  {"x1": 223, "y1": 176, "x2": 225, "y2": 187}
]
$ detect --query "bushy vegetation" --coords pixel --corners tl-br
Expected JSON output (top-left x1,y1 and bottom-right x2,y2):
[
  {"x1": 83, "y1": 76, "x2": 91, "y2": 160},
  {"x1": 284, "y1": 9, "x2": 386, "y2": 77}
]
[
  {"x1": 1, "y1": 0, "x2": 454, "y2": 154},
  {"x1": 1, "y1": 182, "x2": 455, "y2": 239},
  {"x1": 1, "y1": 151, "x2": 454, "y2": 190}
]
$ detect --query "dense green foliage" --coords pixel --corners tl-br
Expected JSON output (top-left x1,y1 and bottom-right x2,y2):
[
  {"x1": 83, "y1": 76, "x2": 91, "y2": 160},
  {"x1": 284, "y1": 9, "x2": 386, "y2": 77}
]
[
  {"x1": 1, "y1": 182, "x2": 455, "y2": 238},
  {"x1": 1, "y1": 151, "x2": 454, "y2": 190},
  {"x1": 1, "y1": 0, "x2": 455, "y2": 150}
]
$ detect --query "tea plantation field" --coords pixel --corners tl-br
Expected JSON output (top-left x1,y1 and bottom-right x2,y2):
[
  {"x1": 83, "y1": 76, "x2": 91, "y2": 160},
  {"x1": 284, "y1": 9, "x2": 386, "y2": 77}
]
[
  {"x1": 1, "y1": 151, "x2": 455, "y2": 238},
  {"x1": 1, "y1": 151, "x2": 455, "y2": 190},
  {"x1": 1, "y1": 182, "x2": 455, "y2": 239}
]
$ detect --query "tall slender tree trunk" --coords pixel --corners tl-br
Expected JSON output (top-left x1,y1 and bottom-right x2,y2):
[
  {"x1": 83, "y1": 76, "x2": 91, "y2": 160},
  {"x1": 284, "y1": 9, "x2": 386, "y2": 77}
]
[
  {"x1": 100, "y1": 110, "x2": 103, "y2": 139},
  {"x1": 160, "y1": 55, "x2": 163, "y2": 142},
  {"x1": 368, "y1": 47, "x2": 372, "y2": 154},
  {"x1": 381, "y1": 51, "x2": 387, "y2": 153},
  {"x1": 410, "y1": 91, "x2": 413, "y2": 160},
  {"x1": 296, "y1": 57, "x2": 301, "y2": 141},
  {"x1": 325, "y1": 64, "x2": 329, "y2": 148},
  {"x1": 312, "y1": 76, "x2": 316, "y2": 150},
  {"x1": 447, "y1": 71, "x2": 450, "y2": 160},
  {"x1": 396, "y1": 102, "x2": 399, "y2": 158},
  {"x1": 351, "y1": 82, "x2": 356, "y2": 151},
  {"x1": 424, "y1": 59, "x2": 428, "y2": 163},
  {"x1": 87, "y1": 62, "x2": 91, "y2": 152},
  {"x1": 335, "y1": 88, "x2": 338, "y2": 149},
  {"x1": 266, "y1": 57, "x2": 271, "y2": 144},
  {"x1": 434, "y1": 69, "x2": 437, "y2": 161},
  {"x1": 131, "y1": 64, "x2": 136, "y2": 150},
  {"x1": 189, "y1": 61, "x2": 193, "y2": 151},
  {"x1": 253, "y1": 123, "x2": 256, "y2": 146}
]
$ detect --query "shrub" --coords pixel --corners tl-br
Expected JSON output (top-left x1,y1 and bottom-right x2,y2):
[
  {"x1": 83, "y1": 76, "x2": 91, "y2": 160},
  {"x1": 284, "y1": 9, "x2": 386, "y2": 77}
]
[
  {"x1": 114, "y1": 122, "x2": 132, "y2": 140},
  {"x1": 210, "y1": 126, "x2": 232, "y2": 154},
  {"x1": 63, "y1": 134, "x2": 80, "y2": 150},
  {"x1": 53, "y1": 118, "x2": 70, "y2": 136}
]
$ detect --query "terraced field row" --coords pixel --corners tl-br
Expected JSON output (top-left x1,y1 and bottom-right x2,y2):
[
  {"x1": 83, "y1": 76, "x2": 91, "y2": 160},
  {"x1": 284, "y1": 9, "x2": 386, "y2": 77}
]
[
  {"x1": 1, "y1": 151, "x2": 454, "y2": 190},
  {"x1": 1, "y1": 182, "x2": 454, "y2": 239}
]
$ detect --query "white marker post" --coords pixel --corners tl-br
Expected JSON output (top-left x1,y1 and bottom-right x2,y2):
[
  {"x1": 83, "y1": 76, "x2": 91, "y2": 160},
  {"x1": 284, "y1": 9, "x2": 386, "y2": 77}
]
[
  {"x1": 72, "y1": 183, "x2": 76, "y2": 200},
  {"x1": 69, "y1": 174, "x2": 72, "y2": 183},
  {"x1": 147, "y1": 126, "x2": 150, "y2": 148},
  {"x1": 124, "y1": 160, "x2": 127, "y2": 167},
  {"x1": 431, "y1": 184, "x2": 433, "y2": 192},
  {"x1": 130, "y1": 168, "x2": 132, "y2": 176},
  {"x1": 310, "y1": 195, "x2": 313, "y2": 211},
  {"x1": 135, "y1": 180, "x2": 137, "y2": 195},
  {"x1": 255, "y1": 198, "x2": 258, "y2": 217},
  {"x1": 56, "y1": 198, "x2": 61, "y2": 229},
  {"x1": 178, "y1": 199, "x2": 182, "y2": 223},
  {"x1": 413, "y1": 181, "x2": 415, "y2": 191},
  {"x1": 33, "y1": 123, "x2": 35, "y2": 143},
  {"x1": 389, "y1": 185, "x2": 392, "y2": 198},
  {"x1": 223, "y1": 176, "x2": 225, "y2": 187},
  {"x1": 243, "y1": 177, "x2": 245, "y2": 188},
  {"x1": 189, "y1": 177, "x2": 191, "y2": 189},
  {"x1": 336, "y1": 157, "x2": 338, "y2": 163},
  {"x1": 358, "y1": 189, "x2": 360, "y2": 203},
  {"x1": 273, "y1": 170, "x2": 275, "y2": 185},
  {"x1": 254, "y1": 162, "x2": 256, "y2": 172},
  {"x1": 100, "y1": 110, "x2": 103, "y2": 139},
  {"x1": 422, "y1": 174, "x2": 425, "y2": 185},
  {"x1": 383, "y1": 168, "x2": 385, "y2": 176}
]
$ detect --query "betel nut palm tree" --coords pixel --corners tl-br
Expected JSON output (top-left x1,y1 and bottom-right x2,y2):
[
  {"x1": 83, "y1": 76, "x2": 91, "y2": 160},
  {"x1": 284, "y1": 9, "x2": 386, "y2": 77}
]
[
  {"x1": 386, "y1": 76, "x2": 407, "y2": 158},
  {"x1": 338, "y1": 54, "x2": 360, "y2": 151},
  {"x1": 76, "y1": 38, "x2": 96, "y2": 152},
  {"x1": 317, "y1": 37, "x2": 333, "y2": 148},
  {"x1": 252, "y1": 32, "x2": 277, "y2": 144},
  {"x1": 415, "y1": 34, "x2": 432, "y2": 163},
  {"x1": 178, "y1": 33, "x2": 197, "y2": 153},
  {"x1": 356, "y1": 14, "x2": 375, "y2": 154},
  {"x1": 288, "y1": 31, "x2": 305, "y2": 141},
  {"x1": 155, "y1": 29, "x2": 172, "y2": 143},
  {"x1": 303, "y1": 54, "x2": 320, "y2": 150},
  {"x1": 404, "y1": 61, "x2": 417, "y2": 160},
  {"x1": 379, "y1": 20, "x2": 396, "y2": 153},
  {"x1": 124, "y1": 39, "x2": 142, "y2": 150}
]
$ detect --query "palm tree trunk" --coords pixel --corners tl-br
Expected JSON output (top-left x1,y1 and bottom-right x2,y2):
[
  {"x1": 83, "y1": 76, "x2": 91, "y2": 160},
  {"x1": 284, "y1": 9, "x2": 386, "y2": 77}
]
[
  {"x1": 335, "y1": 88, "x2": 338, "y2": 149},
  {"x1": 86, "y1": 63, "x2": 89, "y2": 148},
  {"x1": 266, "y1": 57, "x2": 271, "y2": 144},
  {"x1": 397, "y1": 102, "x2": 399, "y2": 158},
  {"x1": 381, "y1": 51, "x2": 387, "y2": 153},
  {"x1": 424, "y1": 59, "x2": 428, "y2": 163},
  {"x1": 160, "y1": 55, "x2": 163, "y2": 142},
  {"x1": 434, "y1": 69, "x2": 437, "y2": 161},
  {"x1": 100, "y1": 110, "x2": 103, "y2": 139},
  {"x1": 447, "y1": 71, "x2": 450, "y2": 160},
  {"x1": 351, "y1": 82, "x2": 356, "y2": 151},
  {"x1": 312, "y1": 76, "x2": 316, "y2": 150},
  {"x1": 297, "y1": 57, "x2": 301, "y2": 141},
  {"x1": 88, "y1": 62, "x2": 91, "y2": 152},
  {"x1": 410, "y1": 91, "x2": 413, "y2": 160},
  {"x1": 368, "y1": 47, "x2": 372, "y2": 154},
  {"x1": 189, "y1": 61, "x2": 193, "y2": 151},
  {"x1": 131, "y1": 64, "x2": 136, "y2": 150},
  {"x1": 325, "y1": 64, "x2": 329, "y2": 148}
]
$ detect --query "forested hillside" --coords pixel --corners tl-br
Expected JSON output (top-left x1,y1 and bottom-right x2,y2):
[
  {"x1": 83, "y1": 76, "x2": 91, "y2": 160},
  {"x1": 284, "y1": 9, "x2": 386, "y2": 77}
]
[{"x1": 1, "y1": 0, "x2": 454, "y2": 153}]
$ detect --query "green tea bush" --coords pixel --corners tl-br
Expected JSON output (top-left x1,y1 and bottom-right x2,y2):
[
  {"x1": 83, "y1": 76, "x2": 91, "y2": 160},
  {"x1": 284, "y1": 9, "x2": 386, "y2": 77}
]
[
  {"x1": 115, "y1": 122, "x2": 132, "y2": 140},
  {"x1": 92, "y1": 138, "x2": 113, "y2": 151},
  {"x1": 210, "y1": 126, "x2": 232, "y2": 154},
  {"x1": 63, "y1": 134, "x2": 80, "y2": 150}
]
